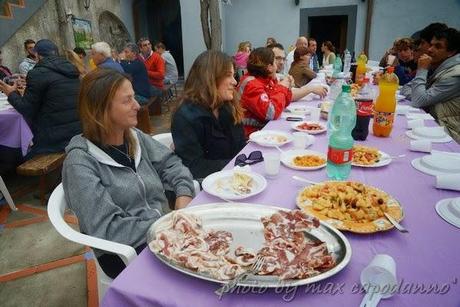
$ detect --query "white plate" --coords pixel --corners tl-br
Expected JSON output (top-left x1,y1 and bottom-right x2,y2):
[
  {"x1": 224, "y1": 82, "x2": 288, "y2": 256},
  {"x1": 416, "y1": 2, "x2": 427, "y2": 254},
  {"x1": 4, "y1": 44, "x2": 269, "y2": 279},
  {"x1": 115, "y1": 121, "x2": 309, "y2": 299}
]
[
  {"x1": 421, "y1": 155, "x2": 460, "y2": 172},
  {"x1": 202, "y1": 170, "x2": 267, "y2": 200},
  {"x1": 406, "y1": 113, "x2": 435, "y2": 121},
  {"x1": 352, "y1": 150, "x2": 392, "y2": 168},
  {"x1": 413, "y1": 127, "x2": 447, "y2": 139},
  {"x1": 396, "y1": 105, "x2": 419, "y2": 115},
  {"x1": 435, "y1": 198, "x2": 460, "y2": 229},
  {"x1": 406, "y1": 130, "x2": 452, "y2": 143},
  {"x1": 396, "y1": 94, "x2": 405, "y2": 101},
  {"x1": 281, "y1": 150, "x2": 327, "y2": 171},
  {"x1": 291, "y1": 121, "x2": 327, "y2": 134},
  {"x1": 286, "y1": 105, "x2": 311, "y2": 116},
  {"x1": 411, "y1": 158, "x2": 460, "y2": 176},
  {"x1": 249, "y1": 130, "x2": 293, "y2": 147}
]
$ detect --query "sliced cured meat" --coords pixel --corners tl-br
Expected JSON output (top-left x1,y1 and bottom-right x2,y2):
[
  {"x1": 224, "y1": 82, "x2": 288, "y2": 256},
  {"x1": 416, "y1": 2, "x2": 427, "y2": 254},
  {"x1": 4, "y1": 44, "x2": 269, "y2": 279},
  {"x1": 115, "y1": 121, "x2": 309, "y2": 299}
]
[
  {"x1": 234, "y1": 246, "x2": 257, "y2": 266},
  {"x1": 204, "y1": 230, "x2": 232, "y2": 256}
]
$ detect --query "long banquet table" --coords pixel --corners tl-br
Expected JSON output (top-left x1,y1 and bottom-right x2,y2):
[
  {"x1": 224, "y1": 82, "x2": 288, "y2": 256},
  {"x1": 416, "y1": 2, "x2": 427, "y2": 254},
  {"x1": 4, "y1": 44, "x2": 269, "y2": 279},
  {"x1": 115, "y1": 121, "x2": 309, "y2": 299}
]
[
  {"x1": 0, "y1": 107, "x2": 32, "y2": 156},
  {"x1": 102, "y1": 96, "x2": 460, "y2": 307}
]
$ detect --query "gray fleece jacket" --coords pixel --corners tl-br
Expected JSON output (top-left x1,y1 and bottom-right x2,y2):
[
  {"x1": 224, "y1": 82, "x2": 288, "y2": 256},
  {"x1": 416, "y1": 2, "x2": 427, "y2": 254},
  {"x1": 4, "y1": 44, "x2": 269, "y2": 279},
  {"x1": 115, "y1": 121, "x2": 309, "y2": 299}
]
[
  {"x1": 62, "y1": 129, "x2": 194, "y2": 257},
  {"x1": 400, "y1": 54, "x2": 460, "y2": 108}
]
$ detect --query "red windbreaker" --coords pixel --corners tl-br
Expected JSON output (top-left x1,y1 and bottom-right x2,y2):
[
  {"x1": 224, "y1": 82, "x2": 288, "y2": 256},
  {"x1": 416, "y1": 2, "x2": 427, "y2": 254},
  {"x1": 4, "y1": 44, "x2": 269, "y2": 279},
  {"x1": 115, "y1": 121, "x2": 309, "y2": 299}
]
[{"x1": 238, "y1": 75, "x2": 292, "y2": 137}]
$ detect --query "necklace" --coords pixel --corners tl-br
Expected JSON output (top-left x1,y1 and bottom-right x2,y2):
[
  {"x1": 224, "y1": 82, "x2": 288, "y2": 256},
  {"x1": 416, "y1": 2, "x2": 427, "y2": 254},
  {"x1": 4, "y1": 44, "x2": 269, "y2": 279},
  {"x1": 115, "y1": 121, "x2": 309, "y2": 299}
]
[{"x1": 109, "y1": 142, "x2": 132, "y2": 164}]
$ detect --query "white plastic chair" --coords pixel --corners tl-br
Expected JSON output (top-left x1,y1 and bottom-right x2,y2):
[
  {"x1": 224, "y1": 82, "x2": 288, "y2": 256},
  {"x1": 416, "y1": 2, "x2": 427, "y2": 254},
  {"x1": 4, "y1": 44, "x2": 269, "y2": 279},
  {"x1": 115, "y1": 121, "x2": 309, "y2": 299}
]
[
  {"x1": 47, "y1": 184, "x2": 136, "y2": 302},
  {"x1": 0, "y1": 175, "x2": 17, "y2": 211},
  {"x1": 152, "y1": 133, "x2": 201, "y2": 195}
]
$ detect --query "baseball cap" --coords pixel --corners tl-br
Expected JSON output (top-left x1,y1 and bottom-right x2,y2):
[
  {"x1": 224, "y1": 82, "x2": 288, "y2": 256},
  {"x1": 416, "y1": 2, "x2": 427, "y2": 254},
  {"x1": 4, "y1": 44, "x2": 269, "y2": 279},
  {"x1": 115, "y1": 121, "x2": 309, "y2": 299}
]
[{"x1": 33, "y1": 39, "x2": 58, "y2": 57}]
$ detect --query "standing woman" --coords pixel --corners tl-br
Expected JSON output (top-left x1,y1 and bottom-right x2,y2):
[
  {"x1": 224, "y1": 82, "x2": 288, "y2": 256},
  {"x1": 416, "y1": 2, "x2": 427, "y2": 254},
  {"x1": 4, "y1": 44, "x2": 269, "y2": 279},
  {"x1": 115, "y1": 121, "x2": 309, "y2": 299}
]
[
  {"x1": 321, "y1": 41, "x2": 337, "y2": 67},
  {"x1": 289, "y1": 46, "x2": 317, "y2": 88},
  {"x1": 233, "y1": 41, "x2": 251, "y2": 80},
  {"x1": 171, "y1": 50, "x2": 246, "y2": 179},
  {"x1": 63, "y1": 69, "x2": 194, "y2": 278}
]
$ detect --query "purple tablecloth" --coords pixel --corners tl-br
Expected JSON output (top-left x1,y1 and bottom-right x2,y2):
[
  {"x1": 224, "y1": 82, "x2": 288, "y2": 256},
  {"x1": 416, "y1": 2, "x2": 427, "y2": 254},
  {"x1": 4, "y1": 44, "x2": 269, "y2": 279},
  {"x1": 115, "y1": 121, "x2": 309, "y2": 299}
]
[
  {"x1": 0, "y1": 108, "x2": 32, "y2": 156},
  {"x1": 102, "y1": 100, "x2": 460, "y2": 307}
]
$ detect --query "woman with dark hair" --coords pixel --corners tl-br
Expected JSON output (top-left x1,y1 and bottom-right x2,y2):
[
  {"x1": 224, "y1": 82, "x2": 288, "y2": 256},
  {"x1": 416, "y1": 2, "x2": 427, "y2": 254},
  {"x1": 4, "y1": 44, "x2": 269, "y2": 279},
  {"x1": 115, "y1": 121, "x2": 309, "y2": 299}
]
[
  {"x1": 239, "y1": 47, "x2": 294, "y2": 136},
  {"x1": 288, "y1": 46, "x2": 317, "y2": 87},
  {"x1": 171, "y1": 50, "x2": 246, "y2": 179},
  {"x1": 62, "y1": 69, "x2": 194, "y2": 278},
  {"x1": 321, "y1": 41, "x2": 337, "y2": 66}
]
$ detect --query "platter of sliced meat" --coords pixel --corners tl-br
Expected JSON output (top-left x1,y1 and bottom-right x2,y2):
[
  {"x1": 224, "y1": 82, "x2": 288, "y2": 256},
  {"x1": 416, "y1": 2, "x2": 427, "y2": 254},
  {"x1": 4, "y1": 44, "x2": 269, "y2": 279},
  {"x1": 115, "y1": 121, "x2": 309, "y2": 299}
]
[{"x1": 147, "y1": 203, "x2": 351, "y2": 287}]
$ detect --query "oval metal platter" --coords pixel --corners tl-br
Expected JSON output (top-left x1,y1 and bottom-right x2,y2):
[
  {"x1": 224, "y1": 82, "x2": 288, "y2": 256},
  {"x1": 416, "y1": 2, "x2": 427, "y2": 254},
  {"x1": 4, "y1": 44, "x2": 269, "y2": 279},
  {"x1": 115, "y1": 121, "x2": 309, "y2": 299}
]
[{"x1": 147, "y1": 202, "x2": 352, "y2": 288}]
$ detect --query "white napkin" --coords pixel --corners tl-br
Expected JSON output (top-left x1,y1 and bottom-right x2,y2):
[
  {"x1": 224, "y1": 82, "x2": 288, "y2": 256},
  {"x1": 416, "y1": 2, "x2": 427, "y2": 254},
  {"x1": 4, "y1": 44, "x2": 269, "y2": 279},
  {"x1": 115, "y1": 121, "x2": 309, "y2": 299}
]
[{"x1": 436, "y1": 174, "x2": 460, "y2": 191}]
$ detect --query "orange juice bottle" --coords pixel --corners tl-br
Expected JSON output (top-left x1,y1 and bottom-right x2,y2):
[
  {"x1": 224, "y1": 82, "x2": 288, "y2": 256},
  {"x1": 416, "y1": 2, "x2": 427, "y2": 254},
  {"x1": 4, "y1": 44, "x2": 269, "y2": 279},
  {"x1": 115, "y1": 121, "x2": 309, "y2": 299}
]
[
  {"x1": 372, "y1": 66, "x2": 399, "y2": 137},
  {"x1": 355, "y1": 52, "x2": 368, "y2": 85}
]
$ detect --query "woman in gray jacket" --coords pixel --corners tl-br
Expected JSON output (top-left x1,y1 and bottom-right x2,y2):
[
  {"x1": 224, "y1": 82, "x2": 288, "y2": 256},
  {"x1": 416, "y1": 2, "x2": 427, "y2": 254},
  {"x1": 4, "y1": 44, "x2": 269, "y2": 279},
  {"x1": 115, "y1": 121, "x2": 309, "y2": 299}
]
[{"x1": 62, "y1": 69, "x2": 195, "y2": 278}]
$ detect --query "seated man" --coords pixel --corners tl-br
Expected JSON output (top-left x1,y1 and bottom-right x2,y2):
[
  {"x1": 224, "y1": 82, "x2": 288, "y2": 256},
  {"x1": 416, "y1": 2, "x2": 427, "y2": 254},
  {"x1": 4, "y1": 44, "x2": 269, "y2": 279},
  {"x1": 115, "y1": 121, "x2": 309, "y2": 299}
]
[
  {"x1": 284, "y1": 36, "x2": 308, "y2": 75},
  {"x1": 154, "y1": 42, "x2": 178, "y2": 85},
  {"x1": 406, "y1": 28, "x2": 460, "y2": 143},
  {"x1": 120, "y1": 43, "x2": 151, "y2": 106},
  {"x1": 400, "y1": 22, "x2": 448, "y2": 95},
  {"x1": 19, "y1": 39, "x2": 37, "y2": 75},
  {"x1": 308, "y1": 38, "x2": 320, "y2": 72},
  {"x1": 90, "y1": 42, "x2": 124, "y2": 73},
  {"x1": 268, "y1": 43, "x2": 327, "y2": 102},
  {"x1": 0, "y1": 39, "x2": 82, "y2": 157},
  {"x1": 138, "y1": 38, "x2": 165, "y2": 97}
]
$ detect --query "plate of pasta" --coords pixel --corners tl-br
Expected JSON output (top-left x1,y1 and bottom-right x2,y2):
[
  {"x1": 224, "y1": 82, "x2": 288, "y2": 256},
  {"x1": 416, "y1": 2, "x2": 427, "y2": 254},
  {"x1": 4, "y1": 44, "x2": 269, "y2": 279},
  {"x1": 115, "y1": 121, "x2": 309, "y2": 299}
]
[
  {"x1": 280, "y1": 150, "x2": 327, "y2": 171},
  {"x1": 296, "y1": 181, "x2": 404, "y2": 233},
  {"x1": 352, "y1": 145, "x2": 391, "y2": 167}
]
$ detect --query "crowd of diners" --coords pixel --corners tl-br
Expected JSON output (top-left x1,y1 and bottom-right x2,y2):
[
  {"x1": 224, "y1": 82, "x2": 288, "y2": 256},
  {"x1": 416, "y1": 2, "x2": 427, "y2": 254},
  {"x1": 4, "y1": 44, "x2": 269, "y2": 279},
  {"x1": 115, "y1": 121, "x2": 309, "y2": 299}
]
[{"x1": 0, "y1": 22, "x2": 458, "y2": 277}]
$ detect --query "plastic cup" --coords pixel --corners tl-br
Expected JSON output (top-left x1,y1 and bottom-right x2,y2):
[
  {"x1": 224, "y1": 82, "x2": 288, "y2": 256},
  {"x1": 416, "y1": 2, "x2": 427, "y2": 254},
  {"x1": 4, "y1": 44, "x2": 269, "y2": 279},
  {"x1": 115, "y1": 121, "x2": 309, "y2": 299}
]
[
  {"x1": 407, "y1": 119, "x2": 424, "y2": 129},
  {"x1": 436, "y1": 174, "x2": 460, "y2": 191},
  {"x1": 310, "y1": 108, "x2": 321, "y2": 122},
  {"x1": 360, "y1": 254, "x2": 398, "y2": 303},
  {"x1": 293, "y1": 132, "x2": 308, "y2": 149},
  {"x1": 409, "y1": 139, "x2": 432, "y2": 153},
  {"x1": 264, "y1": 152, "x2": 280, "y2": 178}
]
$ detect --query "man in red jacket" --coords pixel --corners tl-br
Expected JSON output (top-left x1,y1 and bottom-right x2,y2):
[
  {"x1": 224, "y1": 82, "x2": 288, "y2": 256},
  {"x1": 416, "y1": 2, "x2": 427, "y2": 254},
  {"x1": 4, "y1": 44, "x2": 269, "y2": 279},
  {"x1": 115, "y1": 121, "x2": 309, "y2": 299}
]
[{"x1": 138, "y1": 38, "x2": 165, "y2": 97}]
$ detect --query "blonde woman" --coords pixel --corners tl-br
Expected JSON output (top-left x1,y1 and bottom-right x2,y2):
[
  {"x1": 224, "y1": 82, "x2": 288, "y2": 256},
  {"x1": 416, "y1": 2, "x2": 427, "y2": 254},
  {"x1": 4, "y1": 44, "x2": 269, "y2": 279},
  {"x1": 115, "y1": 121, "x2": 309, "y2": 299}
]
[
  {"x1": 62, "y1": 69, "x2": 194, "y2": 278},
  {"x1": 171, "y1": 50, "x2": 246, "y2": 179},
  {"x1": 65, "y1": 49, "x2": 87, "y2": 77}
]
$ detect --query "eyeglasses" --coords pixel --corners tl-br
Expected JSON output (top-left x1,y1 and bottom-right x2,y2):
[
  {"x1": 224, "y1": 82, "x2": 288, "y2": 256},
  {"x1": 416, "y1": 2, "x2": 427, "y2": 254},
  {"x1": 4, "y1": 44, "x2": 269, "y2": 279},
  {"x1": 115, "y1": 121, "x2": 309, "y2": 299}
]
[
  {"x1": 275, "y1": 56, "x2": 286, "y2": 61},
  {"x1": 234, "y1": 151, "x2": 264, "y2": 166}
]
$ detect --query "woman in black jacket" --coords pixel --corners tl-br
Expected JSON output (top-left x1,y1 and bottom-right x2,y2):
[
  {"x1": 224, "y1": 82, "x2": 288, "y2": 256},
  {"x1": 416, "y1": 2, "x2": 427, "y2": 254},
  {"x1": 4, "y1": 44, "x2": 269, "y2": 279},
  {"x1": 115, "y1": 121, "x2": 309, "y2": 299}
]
[{"x1": 171, "y1": 50, "x2": 246, "y2": 179}]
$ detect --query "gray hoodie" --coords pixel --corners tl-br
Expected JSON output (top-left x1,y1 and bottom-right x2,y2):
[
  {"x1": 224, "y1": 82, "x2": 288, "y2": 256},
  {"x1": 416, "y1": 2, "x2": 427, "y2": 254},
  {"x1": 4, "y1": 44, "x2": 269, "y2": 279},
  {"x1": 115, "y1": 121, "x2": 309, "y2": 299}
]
[
  {"x1": 62, "y1": 129, "x2": 194, "y2": 256},
  {"x1": 400, "y1": 53, "x2": 460, "y2": 108}
]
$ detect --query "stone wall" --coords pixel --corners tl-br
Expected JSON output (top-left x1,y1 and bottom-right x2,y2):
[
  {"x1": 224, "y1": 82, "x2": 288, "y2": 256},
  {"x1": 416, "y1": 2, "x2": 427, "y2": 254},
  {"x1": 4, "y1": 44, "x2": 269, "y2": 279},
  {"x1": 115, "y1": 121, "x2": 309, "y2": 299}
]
[{"x1": 1, "y1": 0, "x2": 133, "y2": 73}]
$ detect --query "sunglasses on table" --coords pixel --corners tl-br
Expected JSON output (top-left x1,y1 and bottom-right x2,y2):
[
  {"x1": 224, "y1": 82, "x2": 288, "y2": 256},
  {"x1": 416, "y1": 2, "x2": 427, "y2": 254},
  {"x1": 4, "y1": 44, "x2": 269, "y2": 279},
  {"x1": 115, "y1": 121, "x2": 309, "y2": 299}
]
[{"x1": 234, "y1": 151, "x2": 264, "y2": 166}]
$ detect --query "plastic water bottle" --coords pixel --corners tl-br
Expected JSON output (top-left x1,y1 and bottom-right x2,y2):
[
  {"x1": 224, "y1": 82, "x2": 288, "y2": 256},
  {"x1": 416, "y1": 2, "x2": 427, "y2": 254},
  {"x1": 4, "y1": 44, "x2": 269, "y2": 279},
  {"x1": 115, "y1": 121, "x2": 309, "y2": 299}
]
[
  {"x1": 333, "y1": 56, "x2": 343, "y2": 76},
  {"x1": 343, "y1": 49, "x2": 351, "y2": 74},
  {"x1": 327, "y1": 84, "x2": 356, "y2": 180},
  {"x1": 329, "y1": 72, "x2": 346, "y2": 100}
]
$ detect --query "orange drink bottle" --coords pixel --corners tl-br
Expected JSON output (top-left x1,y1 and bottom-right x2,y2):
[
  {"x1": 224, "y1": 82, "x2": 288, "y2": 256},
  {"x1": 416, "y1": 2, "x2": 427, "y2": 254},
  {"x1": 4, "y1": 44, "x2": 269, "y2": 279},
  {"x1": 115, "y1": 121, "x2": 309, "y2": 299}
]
[
  {"x1": 372, "y1": 66, "x2": 399, "y2": 137},
  {"x1": 355, "y1": 52, "x2": 368, "y2": 85}
]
